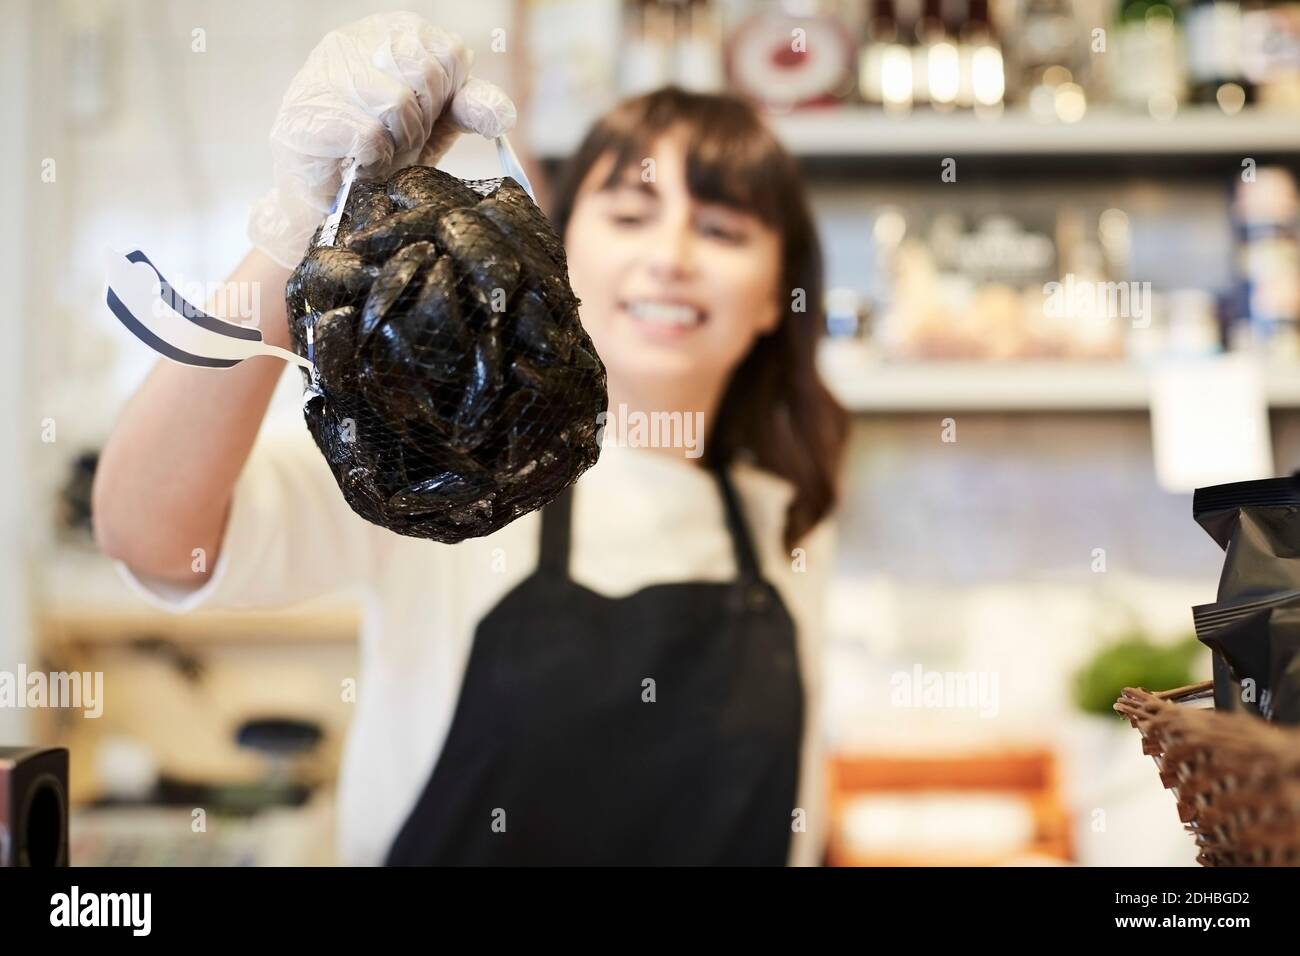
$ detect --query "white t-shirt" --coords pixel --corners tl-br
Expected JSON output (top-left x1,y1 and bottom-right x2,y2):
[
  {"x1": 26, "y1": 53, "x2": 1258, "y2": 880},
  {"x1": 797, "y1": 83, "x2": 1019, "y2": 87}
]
[{"x1": 115, "y1": 429, "x2": 833, "y2": 866}]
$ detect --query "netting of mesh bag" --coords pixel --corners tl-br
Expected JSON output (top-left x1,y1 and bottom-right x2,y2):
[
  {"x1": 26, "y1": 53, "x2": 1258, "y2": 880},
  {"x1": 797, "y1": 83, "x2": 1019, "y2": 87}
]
[{"x1": 285, "y1": 165, "x2": 607, "y2": 542}]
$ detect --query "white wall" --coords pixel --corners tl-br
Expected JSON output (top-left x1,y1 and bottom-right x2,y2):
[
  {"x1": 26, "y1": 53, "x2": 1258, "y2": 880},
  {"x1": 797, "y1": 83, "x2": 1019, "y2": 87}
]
[{"x1": 0, "y1": 0, "x2": 37, "y2": 744}]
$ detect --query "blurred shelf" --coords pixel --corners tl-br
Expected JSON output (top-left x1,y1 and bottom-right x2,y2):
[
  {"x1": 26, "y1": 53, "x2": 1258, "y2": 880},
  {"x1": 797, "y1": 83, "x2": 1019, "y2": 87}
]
[
  {"x1": 530, "y1": 105, "x2": 1300, "y2": 161},
  {"x1": 37, "y1": 548, "x2": 360, "y2": 644},
  {"x1": 826, "y1": 749, "x2": 1074, "y2": 866},
  {"x1": 40, "y1": 607, "x2": 359, "y2": 645},
  {"x1": 769, "y1": 106, "x2": 1300, "y2": 158},
  {"x1": 819, "y1": 355, "x2": 1300, "y2": 412}
]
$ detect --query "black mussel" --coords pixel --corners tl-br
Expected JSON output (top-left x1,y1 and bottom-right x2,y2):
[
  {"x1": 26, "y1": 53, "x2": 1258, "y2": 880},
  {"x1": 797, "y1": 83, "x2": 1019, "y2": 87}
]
[
  {"x1": 285, "y1": 247, "x2": 378, "y2": 340},
  {"x1": 357, "y1": 315, "x2": 449, "y2": 429},
  {"x1": 385, "y1": 468, "x2": 485, "y2": 517},
  {"x1": 387, "y1": 166, "x2": 481, "y2": 211},
  {"x1": 509, "y1": 287, "x2": 572, "y2": 362},
  {"x1": 345, "y1": 204, "x2": 443, "y2": 260},
  {"x1": 407, "y1": 256, "x2": 472, "y2": 371},
  {"x1": 308, "y1": 399, "x2": 367, "y2": 475},
  {"x1": 434, "y1": 208, "x2": 521, "y2": 308},
  {"x1": 571, "y1": 342, "x2": 605, "y2": 376},
  {"x1": 475, "y1": 199, "x2": 557, "y2": 281},
  {"x1": 358, "y1": 241, "x2": 437, "y2": 340},
  {"x1": 485, "y1": 179, "x2": 568, "y2": 271},
  {"x1": 310, "y1": 306, "x2": 358, "y2": 394},
  {"x1": 340, "y1": 180, "x2": 397, "y2": 238},
  {"x1": 507, "y1": 355, "x2": 548, "y2": 392},
  {"x1": 453, "y1": 324, "x2": 504, "y2": 435},
  {"x1": 492, "y1": 387, "x2": 546, "y2": 471}
]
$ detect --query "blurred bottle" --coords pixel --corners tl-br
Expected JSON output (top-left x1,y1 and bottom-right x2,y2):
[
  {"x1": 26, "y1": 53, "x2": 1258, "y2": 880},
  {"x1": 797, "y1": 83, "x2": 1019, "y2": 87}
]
[
  {"x1": 1183, "y1": 0, "x2": 1253, "y2": 112},
  {"x1": 826, "y1": 287, "x2": 869, "y2": 338},
  {"x1": 1240, "y1": 1, "x2": 1300, "y2": 108},
  {"x1": 1235, "y1": 167, "x2": 1300, "y2": 361},
  {"x1": 860, "y1": 0, "x2": 917, "y2": 111},
  {"x1": 674, "y1": 0, "x2": 725, "y2": 92},
  {"x1": 1055, "y1": 206, "x2": 1126, "y2": 358},
  {"x1": 1111, "y1": 0, "x2": 1186, "y2": 118},
  {"x1": 622, "y1": 0, "x2": 675, "y2": 94},
  {"x1": 1016, "y1": 0, "x2": 1088, "y2": 119},
  {"x1": 913, "y1": 0, "x2": 954, "y2": 107},
  {"x1": 959, "y1": 0, "x2": 1005, "y2": 112}
]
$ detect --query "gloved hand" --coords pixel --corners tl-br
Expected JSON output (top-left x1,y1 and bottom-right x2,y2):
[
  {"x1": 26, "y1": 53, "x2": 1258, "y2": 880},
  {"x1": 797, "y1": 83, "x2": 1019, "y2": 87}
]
[{"x1": 249, "y1": 12, "x2": 517, "y2": 269}]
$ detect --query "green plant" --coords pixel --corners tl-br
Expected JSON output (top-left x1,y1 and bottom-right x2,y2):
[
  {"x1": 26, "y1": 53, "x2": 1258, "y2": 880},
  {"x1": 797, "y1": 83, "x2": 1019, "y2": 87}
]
[{"x1": 1072, "y1": 632, "x2": 1203, "y2": 716}]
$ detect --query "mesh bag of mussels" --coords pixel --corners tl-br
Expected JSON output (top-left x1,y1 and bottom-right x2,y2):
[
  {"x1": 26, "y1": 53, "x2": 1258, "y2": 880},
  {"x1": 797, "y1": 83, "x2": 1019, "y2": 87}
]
[{"x1": 285, "y1": 166, "x2": 607, "y2": 542}]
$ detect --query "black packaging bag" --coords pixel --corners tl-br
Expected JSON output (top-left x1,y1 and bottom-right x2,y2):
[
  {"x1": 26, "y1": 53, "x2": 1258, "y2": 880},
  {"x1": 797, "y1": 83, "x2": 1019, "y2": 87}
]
[
  {"x1": 1193, "y1": 473, "x2": 1300, "y2": 718},
  {"x1": 1193, "y1": 591, "x2": 1300, "y2": 717},
  {"x1": 1194, "y1": 474, "x2": 1300, "y2": 603}
]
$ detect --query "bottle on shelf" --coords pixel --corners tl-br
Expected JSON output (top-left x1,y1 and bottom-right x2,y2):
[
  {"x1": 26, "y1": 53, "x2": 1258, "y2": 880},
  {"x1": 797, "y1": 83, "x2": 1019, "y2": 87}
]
[
  {"x1": 913, "y1": 0, "x2": 951, "y2": 108},
  {"x1": 673, "y1": 0, "x2": 725, "y2": 93},
  {"x1": 1235, "y1": 168, "x2": 1300, "y2": 362},
  {"x1": 1183, "y1": 0, "x2": 1253, "y2": 114},
  {"x1": 621, "y1": 0, "x2": 674, "y2": 95},
  {"x1": 860, "y1": 0, "x2": 915, "y2": 112},
  {"x1": 958, "y1": 0, "x2": 1004, "y2": 113},
  {"x1": 1111, "y1": 0, "x2": 1187, "y2": 119},
  {"x1": 1014, "y1": 0, "x2": 1087, "y2": 120}
]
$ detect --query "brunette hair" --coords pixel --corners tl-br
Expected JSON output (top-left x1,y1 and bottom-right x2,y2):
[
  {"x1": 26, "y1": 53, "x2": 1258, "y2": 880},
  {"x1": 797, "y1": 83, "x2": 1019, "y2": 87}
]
[{"x1": 548, "y1": 87, "x2": 849, "y2": 549}]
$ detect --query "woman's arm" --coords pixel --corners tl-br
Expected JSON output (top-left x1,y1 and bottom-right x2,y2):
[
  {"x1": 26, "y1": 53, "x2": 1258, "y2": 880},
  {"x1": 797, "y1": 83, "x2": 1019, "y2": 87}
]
[
  {"x1": 93, "y1": 13, "x2": 516, "y2": 591},
  {"x1": 92, "y1": 248, "x2": 292, "y2": 585}
]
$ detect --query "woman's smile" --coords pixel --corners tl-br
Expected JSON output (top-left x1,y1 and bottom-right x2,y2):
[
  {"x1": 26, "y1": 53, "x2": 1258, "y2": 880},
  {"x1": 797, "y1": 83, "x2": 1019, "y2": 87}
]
[{"x1": 619, "y1": 296, "x2": 708, "y2": 341}]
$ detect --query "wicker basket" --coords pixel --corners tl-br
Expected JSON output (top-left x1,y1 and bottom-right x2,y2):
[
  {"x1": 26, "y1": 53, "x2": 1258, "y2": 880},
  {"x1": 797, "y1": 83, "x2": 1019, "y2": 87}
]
[{"x1": 1114, "y1": 682, "x2": 1300, "y2": 866}]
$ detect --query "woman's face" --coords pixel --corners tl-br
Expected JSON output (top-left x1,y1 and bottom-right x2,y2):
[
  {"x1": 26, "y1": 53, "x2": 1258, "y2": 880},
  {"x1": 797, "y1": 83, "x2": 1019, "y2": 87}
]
[{"x1": 563, "y1": 132, "x2": 783, "y2": 403}]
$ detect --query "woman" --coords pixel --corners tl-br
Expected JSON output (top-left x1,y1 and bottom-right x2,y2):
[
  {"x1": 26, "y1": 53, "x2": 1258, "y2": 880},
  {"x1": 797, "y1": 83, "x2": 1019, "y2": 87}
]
[{"x1": 93, "y1": 13, "x2": 847, "y2": 866}]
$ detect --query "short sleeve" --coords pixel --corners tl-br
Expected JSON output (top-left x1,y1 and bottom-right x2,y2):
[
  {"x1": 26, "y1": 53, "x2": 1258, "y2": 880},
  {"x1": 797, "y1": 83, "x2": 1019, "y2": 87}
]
[{"x1": 114, "y1": 425, "x2": 375, "y2": 612}]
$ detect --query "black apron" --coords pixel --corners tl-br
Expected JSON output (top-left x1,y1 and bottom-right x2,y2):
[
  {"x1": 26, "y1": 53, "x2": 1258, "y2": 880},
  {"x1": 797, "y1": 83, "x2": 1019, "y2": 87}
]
[{"x1": 384, "y1": 465, "x2": 805, "y2": 865}]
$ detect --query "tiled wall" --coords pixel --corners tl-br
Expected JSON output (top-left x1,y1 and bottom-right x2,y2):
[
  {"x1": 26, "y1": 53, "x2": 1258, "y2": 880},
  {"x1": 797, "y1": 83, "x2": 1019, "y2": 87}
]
[{"x1": 835, "y1": 411, "x2": 1229, "y2": 587}]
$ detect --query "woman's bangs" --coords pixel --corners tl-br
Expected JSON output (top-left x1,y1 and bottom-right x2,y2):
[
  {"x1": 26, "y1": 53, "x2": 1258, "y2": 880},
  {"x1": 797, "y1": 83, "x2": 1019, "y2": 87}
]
[
  {"x1": 585, "y1": 95, "x2": 783, "y2": 226},
  {"x1": 682, "y1": 125, "x2": 782, "y2": 226}
]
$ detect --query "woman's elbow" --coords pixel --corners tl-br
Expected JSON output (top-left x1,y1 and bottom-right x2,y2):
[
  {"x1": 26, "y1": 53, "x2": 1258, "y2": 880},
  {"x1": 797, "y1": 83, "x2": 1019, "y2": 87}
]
[
  {"x1": 90, "y1": 466, "x2": 170, "y2": 570},
  {"x1": 90, "y1": 467, "x2": 137, "y2": 564}
]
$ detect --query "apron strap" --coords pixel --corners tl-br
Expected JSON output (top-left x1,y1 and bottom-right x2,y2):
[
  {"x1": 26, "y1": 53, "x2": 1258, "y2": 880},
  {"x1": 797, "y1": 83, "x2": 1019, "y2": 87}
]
[
  {"x1": 713, "y1": 465, "x2": 762, "y2": 582},
  {"x1": 537, "y1": 465, "x2": 763, "y2": 583},
  {"x1": 538, "y1": 484, "x2": 574, "y2": 579}
]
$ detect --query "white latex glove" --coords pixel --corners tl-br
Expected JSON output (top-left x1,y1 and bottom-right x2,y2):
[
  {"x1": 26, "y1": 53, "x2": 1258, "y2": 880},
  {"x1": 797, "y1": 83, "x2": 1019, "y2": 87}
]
[{"x1": 249, "y1": 12, "x2": 518, "y2": 268}]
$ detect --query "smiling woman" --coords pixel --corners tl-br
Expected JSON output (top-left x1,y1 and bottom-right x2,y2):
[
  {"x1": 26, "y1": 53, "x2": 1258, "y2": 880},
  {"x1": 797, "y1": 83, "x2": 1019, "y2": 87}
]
[
  {"x1": 94, "y1": 13, "x2": 847, "y2": 868},
  {"x1": 551, "y1": 86, "x2": 848, "y2": 550}
]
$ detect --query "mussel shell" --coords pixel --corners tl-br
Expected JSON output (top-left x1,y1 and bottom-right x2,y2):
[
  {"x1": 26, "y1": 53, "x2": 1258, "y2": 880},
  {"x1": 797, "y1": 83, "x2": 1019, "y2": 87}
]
[
  {"x1": 434, "y1": 208, "x2": 521, "y2": 307},
  {"x1": 453, "y1": 324, "x2": 504, "y2": 435},
  {"x1": 358, "y1": 241, "x2": 437, "y2": 340},
  {"x1": 384, "y1": 468, "x2": 486, "y2": 516},
  {"x1": 310, "y1": 306, "x2": 359, "y2": 394},
  {"x1": 406, "y1": 255, "x2": 471, "y2": 370},
  {"x1": 286, "y1": 248, "x2": 378, "y2": 351},
  {"x1": 339, "y1": 180, "x2": 398, "y2": 239},
  {"x1": 485, "y1": 178, "x2": 568, "y2": 271},
  {"x1": 345, "y1": 204, "x2": 443, "y2": 261},
  {"x1": 509, "y1": 287, "x2": 572, "y2": 362},
  {"x1": 387, "y1": 165, "x2": 482, "y2": 211}
]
